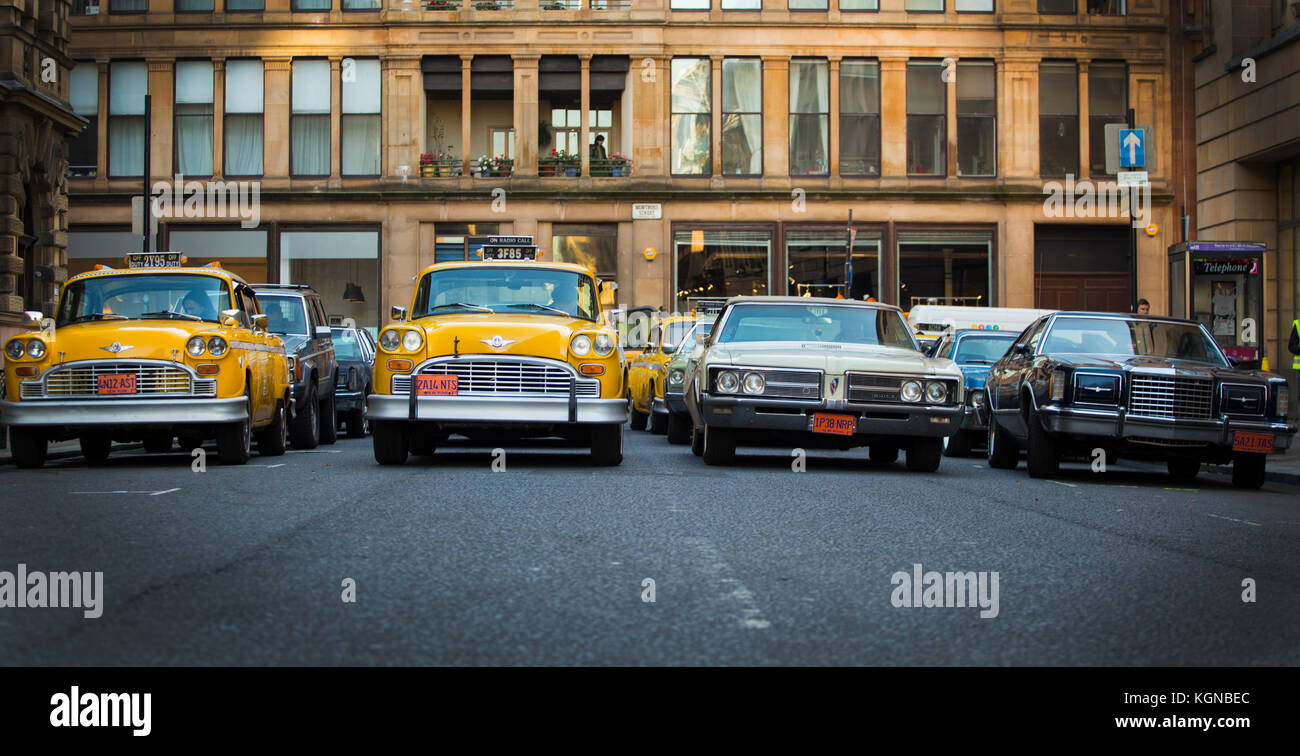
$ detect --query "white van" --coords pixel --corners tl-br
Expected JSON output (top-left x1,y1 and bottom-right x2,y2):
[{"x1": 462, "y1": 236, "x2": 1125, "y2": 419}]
[{"x1": 907, "y1": 305, "x2": 1057, "y2": 352}]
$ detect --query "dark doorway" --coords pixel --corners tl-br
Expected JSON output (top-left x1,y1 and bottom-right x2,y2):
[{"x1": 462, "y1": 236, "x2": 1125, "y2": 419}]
[{"x1": 1034, "y1": 224, "x2": 1131, "y2": 312}]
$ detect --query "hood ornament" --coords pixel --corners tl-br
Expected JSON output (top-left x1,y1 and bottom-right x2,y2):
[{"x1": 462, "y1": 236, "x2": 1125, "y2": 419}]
[
  {"x1": 100, "y1": 342, "x2": 133, "y2": 354},
  {"x1": 481, "y1": 335, "x2": 516, "y2": 351}
]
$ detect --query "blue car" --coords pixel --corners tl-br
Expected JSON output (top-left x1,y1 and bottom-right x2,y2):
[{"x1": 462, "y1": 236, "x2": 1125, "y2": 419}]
[{"x1": 929, "y1": 328, "x2": 1020, "y2": 456}]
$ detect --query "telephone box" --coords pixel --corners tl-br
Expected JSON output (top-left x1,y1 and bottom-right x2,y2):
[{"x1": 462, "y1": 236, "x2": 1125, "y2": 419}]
[{"x1": 1167, "y1": 241, "x2": 1265, "y2": 366}]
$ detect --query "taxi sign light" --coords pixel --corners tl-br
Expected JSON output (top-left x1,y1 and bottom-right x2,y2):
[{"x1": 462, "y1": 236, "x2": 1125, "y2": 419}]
[
  {"x1": 480, "y1": 246, "x2": 540, "y2": 261},
  {"x1": 125, "y1": 252, "x2": 186, "y2": 268}
]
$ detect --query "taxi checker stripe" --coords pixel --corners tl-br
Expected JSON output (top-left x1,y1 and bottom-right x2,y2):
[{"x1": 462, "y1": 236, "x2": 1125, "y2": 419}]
[{"x1": 229, "y1": 340, "x2": 286, "y2": 354}]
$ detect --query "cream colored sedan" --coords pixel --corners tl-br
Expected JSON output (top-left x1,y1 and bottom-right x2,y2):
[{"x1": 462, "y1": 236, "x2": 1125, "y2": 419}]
[{"x1": 683, "y1": 296, "x2": 966, "y2": 471}]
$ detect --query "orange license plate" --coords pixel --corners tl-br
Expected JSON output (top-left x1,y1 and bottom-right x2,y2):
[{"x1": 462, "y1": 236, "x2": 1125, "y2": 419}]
[
  {"x1": 1232, "y1": 431, "x2": 1274, "y2": 453},
  {"x1": 415, "y1": 375, "x2": 458, "y2": 396},
  {"x1": 811, "y1": 413, "x2": 856, "y2": 436},
  {"x1": 96, "y1": 374, "x2": 136, "y2": 395}
]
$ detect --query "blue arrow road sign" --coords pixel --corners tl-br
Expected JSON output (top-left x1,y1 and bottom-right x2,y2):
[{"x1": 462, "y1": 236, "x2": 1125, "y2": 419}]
[{"x1": 1120, "y1": 128, "x2": 1145, "y2": 168}]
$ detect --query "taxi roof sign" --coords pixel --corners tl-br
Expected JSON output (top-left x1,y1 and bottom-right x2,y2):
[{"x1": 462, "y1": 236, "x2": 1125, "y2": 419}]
[
  {"x1": 479, "y1": 246, "x2": 541, "y2": 261},
  {"x1": 124, "y1": 252, "x2": 186, "y2": 268}
]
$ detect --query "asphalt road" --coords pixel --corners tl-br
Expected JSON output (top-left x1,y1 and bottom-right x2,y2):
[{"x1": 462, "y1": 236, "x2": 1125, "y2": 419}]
[{"x1": 2, "y1": 426, "x2": 1298, "y2": 666}]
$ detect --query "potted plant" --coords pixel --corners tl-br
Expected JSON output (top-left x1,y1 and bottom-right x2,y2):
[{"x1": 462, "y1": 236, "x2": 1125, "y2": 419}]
[
  {"x1": 539, "y1": 148, "x2": 561, "y2": 177},
  {"x1": 542, "y1": 0, "x2": 566, "y2": 8},
  {"x1": 608, "y1": 151, "x2": 630, "y2": 177},
  {"x1": 419, "y1": 153, "x2": 437, "y2": 178},
  {"x1": 473, "y1": 0, "x2": 500, "y2": 9},
  {"x1": 550, "y1": 148, "x2": 580, "y2": 176},
  {"x1": 425, "y1": 0, "x2": 457, "y2": 8},
  {"x1": 477, "y1": 154, "x2": 512, "y2": 177}
]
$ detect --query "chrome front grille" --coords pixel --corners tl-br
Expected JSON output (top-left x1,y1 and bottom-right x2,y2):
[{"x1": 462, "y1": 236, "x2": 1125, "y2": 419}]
[
  {"x1": 757, "y1": 369, "x2": 822, "y2": 400},
  {"x1": 392, "y1": 358, "x2": 600, "y2": 398},
  {"x1": 21, "y1": 361, "x2": 215, "y2": 399},
  {"x1": 1128, "y1": 375, "x2": 1213, "y2": 420},
  {"x1": 846, "y1": 373, "x2": 903, "y2": 403}
]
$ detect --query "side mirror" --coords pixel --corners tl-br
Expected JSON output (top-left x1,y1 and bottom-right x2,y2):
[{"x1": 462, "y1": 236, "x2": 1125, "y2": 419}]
[
  {"x1": 1013, "y1": 343, "x2": 1030, "y2": 355},
  {"x1": 251, "y1": 313, "x2": 268, "y2": 331},
  {"x1": 220, "y1": 309, "x2": 241, "y2": 327},
  {"x1": 315, "y1": 325, "x2": 332, "y2": 338},
  {"x1": 391, "y1": 305, "x2": 407, "y2": 322},
  {"x1": 601, "y1": 280, "x2": 618, "y2": 292},
  {"x1": 23, "y1": 310, "x2": 44, "y2": 329},
  {"x1": 695, "y1": 331, "x2": 711, "y2": 346}
]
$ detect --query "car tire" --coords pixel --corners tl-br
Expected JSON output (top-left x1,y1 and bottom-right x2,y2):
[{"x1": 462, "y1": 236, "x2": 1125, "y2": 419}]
[
  {"x1": 701, "y1": 424, "x2": 736, "y2": 466},
  {"x1": 906, "y1": 437, "x2": 943, "y2": 472},
  {"x1": 345, "y1": 410, "x2": 366, "y2": 439},
  {"x1": 869, "y1": 443, "x2": 899, "y2": 465},
  {"x1": 9, "y1": 426, "x2": 47, "y2": 469},
  {"x1": 143, "y1": 434, "x2": 173, "y2": 454},
  {"x1": 690, "y1": 424, "x2": 704, "y2": 457},
  {"x1": 987, "y1": 417, "x2": 1019, "y2": 470},
  {"x1": 1166, "y1": 457, "x2": 1200, "y2": 481},
  {"x1": 1231, "y1": 452, "x2": 1266, "y2": 489},
  {"x1": 666, "y1": 412, "x2": 691, "y2": 445},
  {"x1": 943, "y1": 430, "x2": 974, "y2": 458},
  {"x1": 216, "y1": 392, "x2": 253, "y2": 465},
  {"x1": 290, "y1": 385, "x2": 319, "y2": 449},
  {"x1": 372, "y1": 420, "x2": 408, "y2": 465},
  {"x1": 409, "y1": 436, "x2": 437, "y2": 456},
  {"x1": 256, "y1": 400, "x2": 288, "y2": 457},
  {"x1": 650, "y1": 410, "x2": 668, "y2": 435},
  {"x1": 80, "y1": 432, "x2": 112, "y2": 465},
  {"x1": 1025, "y1": 410, "x2": 1059, "y2": 479},
  {"x1": 319, "y1": 390, "x2": 338, "y2": 445},
  {"x1": 590, "y1": 423, "x2": 624, "y2": 466},
  {"x1": 629, "y1": 399, "x2": 648, "y2": 431}
]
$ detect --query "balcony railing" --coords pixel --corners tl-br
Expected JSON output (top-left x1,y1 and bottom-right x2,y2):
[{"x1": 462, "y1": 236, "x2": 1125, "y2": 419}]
[
  {"x1": 589, "y1": 159, "x2": 631, "y2": 177},
  {"x1": 468, "y1": 0, "x2": 514, "y2": 9},
  {"x1": 589, "y1": 0, "x2": 631, "y2": 7},
  {"x1": 419, "y1": 158, "x2": 463, "y2": 177},
  {"x1": 538, "y1": 160, "x2": 580, "y2": 177},
  {"x1": 541, "y1": 0, "x2": 580, "y2": 8},
  {"x1": 424, "y1": 0, "x2": 461, "y2": 7},
  {"x1": 476, "y1": 159, "x2": 514, "y2": 177}
]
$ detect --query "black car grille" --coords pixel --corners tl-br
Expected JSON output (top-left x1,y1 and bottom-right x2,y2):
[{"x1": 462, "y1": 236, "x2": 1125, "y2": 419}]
[{"x1": 1128, "y1": 375, "x2": 1213, "y2": 420}]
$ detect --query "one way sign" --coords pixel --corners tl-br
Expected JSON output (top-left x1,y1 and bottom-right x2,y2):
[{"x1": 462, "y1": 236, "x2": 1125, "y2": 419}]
[
  {"x1": 1105, "y1": 123, "x2": 1154, "y2": 174},
  {"x1": 1119, "y1": 128, "x2": 1144, "y2": 168}
]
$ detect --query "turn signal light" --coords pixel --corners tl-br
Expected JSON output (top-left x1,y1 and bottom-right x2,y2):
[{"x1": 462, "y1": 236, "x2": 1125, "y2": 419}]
[
  {"x1": 387, "y1": 359, "x2": 413, "y2": 372},
  {"x1": 15, "y1": 366, "x2": 38, "y2": 377},
  {"x1": 195, "y1": 364, "x2": 220, "y2": 376},
  {"x1": 579, "y1": 363, "x2": 605, "y2": 376}
]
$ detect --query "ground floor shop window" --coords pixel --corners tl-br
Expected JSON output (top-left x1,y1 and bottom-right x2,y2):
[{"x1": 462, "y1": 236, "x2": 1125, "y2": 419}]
[
  {"x1": 280, "y1": 230, "x2": 379, "y2": 332},
  {"x1": 785, "y1": 229, "x2": 880, "y2": 300},
  {"x1": 897, "y1": 232, "x2": 991, "y2": 309},
  {"x1": 674, "y1": 228, "x2": 771, "y2": 309},
  {"x1": 434, "y1": 223, "x2": 501, "y2": 263},
  {"x1": 552, "y1": 224, "x2": 618, "y2": 278}
]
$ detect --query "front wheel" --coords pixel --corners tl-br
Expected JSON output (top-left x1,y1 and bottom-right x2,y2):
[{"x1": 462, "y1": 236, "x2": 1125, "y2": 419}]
[
  {"x1": 666, "y1": 412, "x2": 691, "y2": 445},
  {"x1": 372, "y1": 420, "x2": 408, "y2": 465},
  {"x1": 1025, "y1": 410, "x2": 1059, "y2": 479},
  {"x1": 590, "y1": 423, "x2": 624, "y2": 466},
  {"x1": 629, "y1": 402, "x2": 648, "y2": 431},
  {"x1": 649, "y1": 410, "x2": 668, "y2": 435},
  {"x1": 906, "y1": 437, "x2": 943, "y2": 472},
  {"x1": 290, "y1": 385, "x2": 320, "y2": 449},
  {"x1": 701, "y1": 424, "x2": 736, "y2": 466},
  {"x1": 318, "y1": 391, "x2": 338, "y2": 445},
  {"x1": 8, "y1": 427, "x2": 47, "y2": 469},
  {"x1": 690, "y1": 424, "x2": 704, "y2": 457},
  {"x1": 943, "y1": 430, "x2": 974, "y2": 458},
  {"x1": 987, "y1": 417, "x2": 1019, "y2": 470},
  {"x1": 1231, "y1": 452, "x2": 1266, "y2": 489},
  {"x1": 256, "y1": 400, "x2": 288, "y2": 457},
  {"x1": 216, "y1": 393, "x2": 253, "y2": 465},
  {"x1": 79, "y1": 432, "x2": 112, "y2": 465}
]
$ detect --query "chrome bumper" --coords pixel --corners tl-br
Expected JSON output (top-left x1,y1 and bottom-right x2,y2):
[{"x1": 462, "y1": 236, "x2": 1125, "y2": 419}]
[
  {"x1": 651, "y1": 397, "x2": 668, "y2": 416},
  {"x1": 1039, "y1": 406, "x2": 1295, "y2": 451},
  {"x1": 367, "y1": 393, "x2": 627, "y2": 425},
  {"x1": 700, "y1": 395, "x2": 964, "y2": 438},
  {"x1": 0, "y1": 397, "x2": 248, "y2": 426}
]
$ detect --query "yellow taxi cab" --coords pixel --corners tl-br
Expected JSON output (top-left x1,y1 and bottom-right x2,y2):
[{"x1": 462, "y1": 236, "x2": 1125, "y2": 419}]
[
  {"x1": 367, "y1": 242, "x2": 627, "y2": 465},
  {"x1": 1, "y1": 253, "x2": 293, "y2": 468},
  {"x1": 626, "y1": 313, "x2": 697, "y2": 434}
]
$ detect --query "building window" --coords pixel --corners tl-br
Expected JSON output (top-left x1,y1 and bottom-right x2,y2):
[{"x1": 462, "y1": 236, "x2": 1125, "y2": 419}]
[
  {"x1": 167, "y1": 229, "x2": 269, "y2": 285},
  {"x1": 906, "y1": 0, "x2": 942, "y2": 10},
  {"x1": 109, "y1": 61, "x2": 147, "y2": 178},
  {"x1": 674, "y1": 229, "x2": 771, "y2": 308},
  {"x1": 1086, "y1": 0, "x2": 1123, "y2": 14},
  {"x1": 434, "y1": 224, "x2": 500, "y2": 263},
  {"x1": 721, "y1": 59, "x2": 762, "y2": 176},
  {"x1": 225, "y1": 60, "x2": 264, "y2": 176},
  {"x1": 1038, "y1": 0, "x2": 1074, "y2": 12},
  {"x1": 957, "y1": 61, "x2": 995, "y2": 177},
  {"x1": 489, "y1": 128, "x2": 516, "y2": 162},
  {"x1": 552, "y1": 224, "x2": 619, "y2": 277},
  {"x1": 109, "y1": 0, "x2": 147, "y2": 11},
  {"x1": 71, "y1": 0, "x2": 101, "y2": 16},
  {"x1": 839, "y1": 0, "x2": 877, "y2": 8},
  {"x1": 68, "y1": 63, "x2": 98, "y2": 178},
  {"x1": 671, "y1": 58, "x2": 711, "y2": 175},
  {"x1": 1039, "y1": 62, "x2": 1079, "y2": 177},
  {"x1": 907, "y1": 61, "x2": 945, "y2": 176},
  {"x1": 551, "y1": 108, "x2": 610, "y2": 156},
  {"x1": 789, "y1": 59, "x2": 829, "y2": 175},
  {"x1": 176, "y1": 0, "x2": 214, "y2": 10},
  {"x1": 721, "y1": 0, "x2": 760, "y2": 8},
  {"x1": 342, "y1": 58, "x2": 381, "y2": 176},
  {"x1": 790, "y1": 0, "x2": 827, "y2": 9},
  {"x1": 280, "y1": 230, "x2": 380, "y2": 332},
  {"x1": 671, "y1": 0, "x2": 709, "y2": 7},
  {"x1": 343, "y1": 0, "x2": 380, "y2": 7},
  {"x1": 786, "y1": 229, "x2": 881, "y2": 300},
  {"x1": 898, "y1": 232, "x2": 992, "y2": 308},
  {"x1": 291, "y1": 60, "x2": 331, "y2": 177},
  {"x1": 175, "y1": 61, "x2": 214, "y2": 176},
  {"x1": 1088, "y1": 62, "x2": 1127, "y2": 176},
  {"x1": 226, "y1": 0, "x2": 264, "y2": 9},
  {"x1": 840, "y1": 59, "x2": 880, "y2": 176},
  {"x1": 956, "y1": 0, "x2": 992, "y2": 9},
  {"x1": 292, "y1": 0, "x2": 330, "y2": 9}
]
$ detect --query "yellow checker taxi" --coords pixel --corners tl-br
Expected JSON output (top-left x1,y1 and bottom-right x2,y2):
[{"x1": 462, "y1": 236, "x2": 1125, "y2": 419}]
[
  {"x1": 626, "y1": 313, "x2": 697, "y2": 434},
  {"x1": 1, "y1": 253, "x2": 292, "y2": 468},
  {"x1": 367, "y1": 242, "x2": 627, "y2": 465}
]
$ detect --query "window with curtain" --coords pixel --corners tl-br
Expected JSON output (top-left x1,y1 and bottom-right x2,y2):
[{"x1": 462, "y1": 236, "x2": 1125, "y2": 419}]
[
  {"x1": 789, "y1": 59, "x2": 828, "y2": 175},
  {"x1": 68, "y1": 63, "x2": 98, "y2": 177},
  {"x1": 109, "y1": 61, "x2": 146, "y2": 178},
  {"x1": 790, "y1": 0, "x2": 827, "y2": 9},
  {"x1": 175, "y1": 61, "x2": 214, "y2": 176},
  {"x1": 721, "y1": 0, "x2": 759, "y2": 8},
  {"x1": 840, "y1": 59, "x2": 880, "y2": 176},
  {"x1": 671, "y1": 0, "x2": 709, "y2": 7},
  {"x1": 956, "y1": 0, "x2": 992, "y2": 9},
  {"x1": 671, "y1": 58, "x2": 711, "y2": 175},
  {"x1": 957, "y1": 61, "x2": 995, "y2": 176},
  {"x1": 226, "y1": 0, "x2": 265, "y2": 9},
  {"x1": 839, "y1": 0, "x2": 877, "y2": 8},
  {"x1": 292, "y1": 0, "x2": 330, "y2": 8},
  {"x1": 1088, "y1": 62, "x2": 1127, "y2": 176},
  {"x1": 721, "y1": 59, "x2": 762, "y2": 176},
  {"x1": 1039, "y1": 61, "x2": 1078, "y2": 177},
  {"x1": 109, "y1": 0, "x2": 147, "y2": 11},
  {"x1": 906, "y1": 0, "x2": 942, "y2": 10},
  {"x1": 176, "y1": 0, "x2": 214, "y2": 9},
  {"x1": 225, "y1": 60, "x2": 264, "y2": 176},
  {"x1": 292, "y1": 59, "x2": 331, "y2": 176},
  {"x1": 552, "y1": 224, "x2": 619, "y2": 276},
  {"x1": 342, "y1": 58, "x2": 381, "y2": 176},
  {"x1": 907, "y1": 61, "x2": 945, "y2": 176},
  {"x1": 1087, "y1": 0, "x2": 1123, "y2": 13}
]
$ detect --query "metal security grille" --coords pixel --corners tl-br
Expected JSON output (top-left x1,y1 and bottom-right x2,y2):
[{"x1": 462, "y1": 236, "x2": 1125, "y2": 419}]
[
  {"x1": 846, "y1": 373, "x2": 904, "y2": 404},
  {"x1": 22, "y1": 362, "x2": 215, "y2": 399},
  {"x1": 1129, "y1": 375, "x2": 1213, "y2": 419},
  {"x1": 392, "y1": 358, "x2": 600, "y2": 398}
]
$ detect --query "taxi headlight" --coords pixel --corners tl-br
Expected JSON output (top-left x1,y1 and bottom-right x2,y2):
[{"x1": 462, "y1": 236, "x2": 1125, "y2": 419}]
[
  {"x1": 207, "y1": 336, "x2": 229, "y2": 357},
  {"x1": 667, "y1": 368, "x2": 685, "y2": 387},
  {"x1": 570, "y1": 334, "x2": 592, "y2": 357},
  {"x1": 6, "y1": 339, "x2": 27, "y2": 360},
  {"x1": 592, "y1": 333, "x2": 615, "y2": 357},
  {"x1": 186, "y1": 336, "x2": 207, "y2": 356},
  {"x1": 924, "y1": 380, "x2": 948, "y2": 404},
  {"x1": 401, "y1": 330, "x2": 423, "y2": 352},
  {"x1": 379, "y1": 329, "x2": 401, "y2": 351},
  {"x1": 900, "y1": 379, "x2": 923, "y2": 403},
  {"x1": 26, "y1": 340, "x2": 46, "y2": 359},
  {"x1": 742, "y1": 372, "x2": 766, "y2": 395},
  {"x1": 716, "y1": 370, "x2": 739, "y2": 394}
]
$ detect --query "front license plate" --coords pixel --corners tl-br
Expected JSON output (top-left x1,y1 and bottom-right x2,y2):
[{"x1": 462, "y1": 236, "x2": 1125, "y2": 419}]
[
  {"x1": 415, "y1": 375, "x2": 458, "y2": 396},
  {"x1": 1232, "y1": 431, "x2": 1274, "y2": 453},
  {"x1": 96, "y1": 374, "x2": 136, "y2": 395},
  {"x1": 811, "y1": 413, "x2": 855, "y2": 436}
]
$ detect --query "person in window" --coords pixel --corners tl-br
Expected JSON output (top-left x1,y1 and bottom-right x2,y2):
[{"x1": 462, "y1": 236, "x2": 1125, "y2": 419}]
[
  {"x1": 590, "y1": 134, "x2": 607, "y2": 161},
  {"x1": 179, "y1": 289, "x2": 216, "y2": 321},
  {"x1": 1135, "y1": 298, "x2": 1150, "y2": 316}
]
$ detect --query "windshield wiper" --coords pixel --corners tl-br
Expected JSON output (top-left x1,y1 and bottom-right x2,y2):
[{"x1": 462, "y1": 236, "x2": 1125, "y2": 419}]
[
  {"x1": 66, "y1": 313, "x2": 128, "y2": 324},
  {"x1": 140, "y1": 311, "x2": 202, "y2": 321},
  {"x1": 429, "y1": 303, "x2": 493, "y2": 314},
  {"x1": 503, "y1": 303, "x2": 570, "y2": 317},
  {"x1": 962, "y1": 359, "x2": 993, "y2": 365}
]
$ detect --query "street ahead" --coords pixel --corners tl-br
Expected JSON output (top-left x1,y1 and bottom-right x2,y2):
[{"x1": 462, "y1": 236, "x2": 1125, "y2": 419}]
[{"x1": 1, "y1": 429, "x2": 1298, "y2": 666}]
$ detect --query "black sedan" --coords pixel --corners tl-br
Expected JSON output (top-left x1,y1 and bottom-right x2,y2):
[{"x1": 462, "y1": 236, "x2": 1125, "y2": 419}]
[
  {"x1": 330, "y1": 325, "x2": 375, "y2": 438},
  {"x1": 984, "y1": 311, "x2": 1294, "y2": 488}
]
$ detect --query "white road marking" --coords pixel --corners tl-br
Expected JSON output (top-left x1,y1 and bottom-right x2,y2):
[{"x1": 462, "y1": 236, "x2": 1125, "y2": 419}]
[
  {"x1": 687, "y1": 537, "x2": 771, "y2": 630},
  {"x1": 1207, "y1": 513, "x2": 1261, "y2": 527},
  {"x1": 1049, "y1": 480, "x2": 1077, "y2": 488},
  {"x1": 69, "y1": 489, "x2": 178, "y2": 496},
  {"x1": 287, "y1": 450, "x2": 343, "y2": 454},
  {"x1": 150, "y1": 488, "x2": 180, "y2": 496}
]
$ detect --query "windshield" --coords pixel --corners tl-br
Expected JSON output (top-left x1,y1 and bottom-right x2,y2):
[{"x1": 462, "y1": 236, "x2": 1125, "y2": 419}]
[
  {"x1": 412, "y1": 267, "x2": 597, "y2": 321},
  {"x1": 1041, "y1": 317, "x2": 1228, "y2": 366},
  {"x1": 57, "y1": 273, "x2": 232, "y2": 326},
  {"x1": 954, "y1": 334, "x2": 1018, "y2": 364},
  {"x1": 258, "y1": 295, "x2": 309, "y2": 336},
  {"x1": 714, "y1": 304, "x2": 916, "y2": 349},
  {"x1": 662, "y1": 320, "x2": 695, "y2": 353},
  {"x1": 330, "y1": 329, "x2": 366, "y2": 361}
]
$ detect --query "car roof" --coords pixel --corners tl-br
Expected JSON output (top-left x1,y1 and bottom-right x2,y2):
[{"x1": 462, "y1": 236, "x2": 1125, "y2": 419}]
[
  {"x1": 950, "y1": 328, "x2": 1020, "y2": 337},
  {"x1": 418, "y1": 260, "x2": 597, "y2": 276},
  {"x1": 66, "y1": 267, "x2": 247, "y2": 286},
  {"x1": 1050, "y1": 311, "x2": 1199, "y2": 326},
  {"x1": 724, "y1": 295, "x2": 903, "y2": 313},
  {"x1": 251, "y1": 284, "x2": 319, "y2": 295}
]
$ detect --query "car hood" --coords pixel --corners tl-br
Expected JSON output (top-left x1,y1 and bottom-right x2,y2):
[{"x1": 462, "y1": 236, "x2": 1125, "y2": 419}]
[
  {"x1": 38, "y1": 320, "x2": 229, "y2": 361},
  {"x1": 958, "y1": 363, "x2": 993, "y2": 389},
  {"x1": 410, "y1": 313, "x2": 608, "y2": 359},
  {"x1": 1049, "y1": 354, "x2": 1278, "y2": 381},
  {"x1": 707, "y1": 341, "x2": 961, "y2": 377}
]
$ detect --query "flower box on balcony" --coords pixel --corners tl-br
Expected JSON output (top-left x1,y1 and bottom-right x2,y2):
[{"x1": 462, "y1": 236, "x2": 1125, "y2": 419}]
[{"x1": 425, "y1": 0, "x2": 459, "y2": 8}]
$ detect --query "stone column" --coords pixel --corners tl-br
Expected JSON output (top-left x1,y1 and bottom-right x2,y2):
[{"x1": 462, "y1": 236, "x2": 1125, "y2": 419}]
[
  {"x1": 330, "y1": 57, "x2": 342, "y2": 182},
  {"x1": 512, "y1": 55, "x2": 540, "y2": 176},
  {"x1": 147, "y1": 59, "x2": 174, "y2": 183},
  {"x1": 96, "y1": 59, "x2": 109, "y2": 183},
  {"x1": 710, "y1": 55, "x2": 722, "y2": 179},
  {"x1": 946, "y1": 58, "x2": 958, "y2": 178},
  {"x1": 461, "y1": 55, "x2": 473, "y2": 176},
  {"x1": 1078, "y1": 61, "x2": 1090, "y2": 181},
  {"x1": 263, "y1": 58, "x2": 291, "y2": 179},
  {"x1": 212, "y1": 58, "x2": 225, "y2": 180},
  {"x1": 879, "y1": 57, "x2": 907, "y2": 178},
  {"x1": 581, "y1": 55, "x2": 592, "y2": 176},
  {"x1": 762, "y1": 56, "x2": 789, "y2": 180},
  {"x1": 829, "y1": 56, "x2": 840, "y2": 178}
]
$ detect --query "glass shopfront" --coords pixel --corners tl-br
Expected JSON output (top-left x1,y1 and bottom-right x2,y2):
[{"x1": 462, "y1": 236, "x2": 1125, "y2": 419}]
[
  {"x1": 674, "y1": 228, "x2": 771, "y2": 309},
  {"x1": 897, "y1": 231, "x2": 992, "y2": 309},
  {"x1": 280, "y1": 229, "x2": 380, "y2": 333},
  {"x1": 785, "y1": 228, "x2": 881, "y2": 300}
]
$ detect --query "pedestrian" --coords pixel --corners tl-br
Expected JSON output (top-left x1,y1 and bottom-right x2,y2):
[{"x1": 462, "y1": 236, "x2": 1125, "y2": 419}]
[
  {"x1": 1135, "y1": 298, "x2": 1150, "y2": 316},
  {"x1": 590, "y1": 134, "x2": 607, "y2": 161},
  {"x1": 1289, "y1": 316, "x2": 1299, "y2": 370}
]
